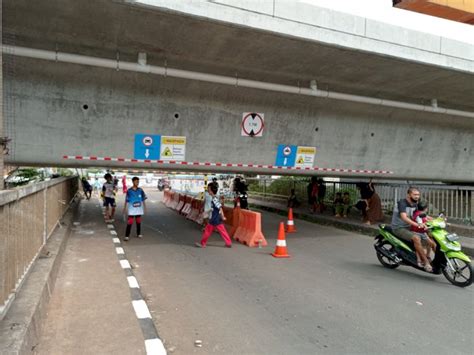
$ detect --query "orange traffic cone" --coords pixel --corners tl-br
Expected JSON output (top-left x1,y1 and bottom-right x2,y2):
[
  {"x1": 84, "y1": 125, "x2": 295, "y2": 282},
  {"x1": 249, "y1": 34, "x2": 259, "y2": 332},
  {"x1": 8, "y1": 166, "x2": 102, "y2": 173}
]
[
  {"x1": 285, "y1": 208, "x2": 296, "y2": 233},
  {"x1": 272, "y1": 222, "x2": 291, "y2": 258}
]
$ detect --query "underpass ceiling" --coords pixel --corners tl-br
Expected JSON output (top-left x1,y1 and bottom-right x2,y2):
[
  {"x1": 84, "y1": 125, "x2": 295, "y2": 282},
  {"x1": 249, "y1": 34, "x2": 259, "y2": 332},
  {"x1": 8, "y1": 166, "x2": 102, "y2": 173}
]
[{"x1": 3, "y1": 0, "x2": 474, "y2": 111}]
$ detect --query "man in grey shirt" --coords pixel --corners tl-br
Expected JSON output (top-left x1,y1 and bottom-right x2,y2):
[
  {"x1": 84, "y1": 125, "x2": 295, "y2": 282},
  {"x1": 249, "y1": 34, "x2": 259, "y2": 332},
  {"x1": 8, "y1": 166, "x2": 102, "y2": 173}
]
[{"x1": 391, "y1": 187, "x2": 432, "y2": 272}]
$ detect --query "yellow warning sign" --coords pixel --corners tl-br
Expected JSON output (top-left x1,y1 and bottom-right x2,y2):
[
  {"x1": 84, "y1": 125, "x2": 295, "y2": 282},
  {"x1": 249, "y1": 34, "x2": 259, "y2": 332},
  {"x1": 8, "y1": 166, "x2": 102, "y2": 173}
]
[
  {"x1": 295, "y1": 146, "x2": 316, "y2": 168},
  {"x1": 162, "y1": 147, "x2": 173, "y2": 157},
  {"x1": 162, "y1": 137, "x2": 186, "y2": 145},
  {"x1": 160, "y1": 136, "x2": 186, "y2": 161}
]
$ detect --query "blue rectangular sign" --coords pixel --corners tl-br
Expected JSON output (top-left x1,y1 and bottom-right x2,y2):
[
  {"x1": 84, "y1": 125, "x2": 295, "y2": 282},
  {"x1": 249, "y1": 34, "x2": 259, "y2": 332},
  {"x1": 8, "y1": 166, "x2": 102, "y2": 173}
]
[
  {"x1": 275, "y1": 144, "x2": 297, "y2": 167},
  {"x1": 134, "y1": 134, "x2": 161, "y2": 159}
]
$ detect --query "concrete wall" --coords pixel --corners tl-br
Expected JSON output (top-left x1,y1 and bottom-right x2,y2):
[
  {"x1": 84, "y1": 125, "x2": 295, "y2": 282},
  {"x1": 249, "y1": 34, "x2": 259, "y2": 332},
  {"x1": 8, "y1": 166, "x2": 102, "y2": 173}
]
[{"x1": 4, "y1": 57, "x2": 474, "y2": 182}]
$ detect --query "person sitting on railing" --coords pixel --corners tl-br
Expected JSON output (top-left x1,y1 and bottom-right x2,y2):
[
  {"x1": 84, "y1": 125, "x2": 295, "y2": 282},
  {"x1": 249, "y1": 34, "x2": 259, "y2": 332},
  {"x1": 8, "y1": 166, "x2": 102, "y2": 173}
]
[
  {"x1": 287, "y1": 189, "x2": 300, "y2": 209},
  {"x1": 334, "y1": 192, "x2": 344, "y2": 217}
]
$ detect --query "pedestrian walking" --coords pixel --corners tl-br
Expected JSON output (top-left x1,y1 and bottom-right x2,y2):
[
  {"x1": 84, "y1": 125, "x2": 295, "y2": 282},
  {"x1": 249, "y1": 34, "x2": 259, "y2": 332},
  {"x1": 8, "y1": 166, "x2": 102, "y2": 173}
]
[
  {"x1": 81, "y1": 176, "x2": 93, "y2": 200},
  {"x1": 123, "y1": 177, "x2": 147, "y2": 241},
  {"x1": 122, "y1": 174, "x2": 128, "y2": 194},
  {"x1": 195, "y1": 183, "x2": 232, "y2": 248},
  {"x1": 102, "y1": 173, "x2": 118, "y2": 222}
]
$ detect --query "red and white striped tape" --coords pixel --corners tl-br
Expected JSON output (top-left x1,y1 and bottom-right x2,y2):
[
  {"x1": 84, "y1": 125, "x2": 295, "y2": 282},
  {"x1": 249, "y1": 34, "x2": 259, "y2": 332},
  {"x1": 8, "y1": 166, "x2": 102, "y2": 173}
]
[{"x1": 62, "y1": 155, "x2": 393, "y2": 175}]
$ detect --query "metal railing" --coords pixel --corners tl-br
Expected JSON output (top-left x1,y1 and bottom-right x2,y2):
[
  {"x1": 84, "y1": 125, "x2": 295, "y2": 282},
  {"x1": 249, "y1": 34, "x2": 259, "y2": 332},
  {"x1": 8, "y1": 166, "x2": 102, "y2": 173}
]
[
  {"x1": 0, "y1": 177, "x2": 78, "y2": 319},
  {"x1": 247, "y1": 179, "x2": 474, "y2": 224}
]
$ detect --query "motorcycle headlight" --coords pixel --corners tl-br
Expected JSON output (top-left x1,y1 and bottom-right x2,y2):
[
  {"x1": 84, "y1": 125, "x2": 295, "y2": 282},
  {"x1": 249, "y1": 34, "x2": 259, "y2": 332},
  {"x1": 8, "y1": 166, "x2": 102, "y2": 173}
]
[{"x1": 446, "y1": 233, "x2": 459, "y2": 242}]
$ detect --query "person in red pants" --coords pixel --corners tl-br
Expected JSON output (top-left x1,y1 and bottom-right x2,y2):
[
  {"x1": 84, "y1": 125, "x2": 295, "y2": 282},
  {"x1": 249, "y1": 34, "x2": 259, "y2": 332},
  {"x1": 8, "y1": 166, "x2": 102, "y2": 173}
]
[{"x1": 195, "y1": 183, "x2": 232, "y2": 248}]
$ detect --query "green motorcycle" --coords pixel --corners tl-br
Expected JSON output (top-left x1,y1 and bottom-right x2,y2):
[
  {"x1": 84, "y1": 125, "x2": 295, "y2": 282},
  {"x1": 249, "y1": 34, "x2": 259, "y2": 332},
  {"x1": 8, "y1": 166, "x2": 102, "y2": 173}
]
[{"x1": 374, "y1": 217, "x2": 472, "y2": 287}]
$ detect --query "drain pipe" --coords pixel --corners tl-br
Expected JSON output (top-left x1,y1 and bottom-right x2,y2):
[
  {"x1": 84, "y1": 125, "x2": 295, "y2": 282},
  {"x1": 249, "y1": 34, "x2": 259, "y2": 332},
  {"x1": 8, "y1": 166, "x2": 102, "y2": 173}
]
[{"x1": 3, "y1": 45, "x2": 474, "y2": 119}]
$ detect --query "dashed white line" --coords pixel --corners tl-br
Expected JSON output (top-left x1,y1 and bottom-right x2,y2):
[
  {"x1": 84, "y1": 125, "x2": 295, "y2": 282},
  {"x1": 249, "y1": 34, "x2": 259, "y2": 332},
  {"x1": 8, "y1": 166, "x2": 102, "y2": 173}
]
[
  {"x1": 107, "y1": 224, "x2": 114, "y2": 229},
  {"x1": 120, "y1": 260, "x2": 131, "y2": 269},
  {"x1": 145, "y1": 338, "x2": 167, "y2": 355},
  {"x1": 127, "y1": 276, "x2": 140, "y2": 289},
  {"x1": 116, "y1": 247, "x2": 125, "y2": 255},
  {"x1": 110, "y1": 230, "x2": 118, "y2": 235},
  {"x1": 132, "y1": 300, "x2": 152, "y2": 319},
  {"x1": 112, "y1": 237, "x2": 121, "y2": 244}
]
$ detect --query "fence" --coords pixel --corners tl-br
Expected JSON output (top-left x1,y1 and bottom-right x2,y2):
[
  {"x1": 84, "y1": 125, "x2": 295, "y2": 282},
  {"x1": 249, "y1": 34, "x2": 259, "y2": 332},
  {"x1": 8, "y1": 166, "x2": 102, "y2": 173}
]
[
  {"x1": 248, "y1": 179, "x2": 474, "y2": 224},
  {"x1": 0, "y1": 177, "x2": 78, "y2": 319}
]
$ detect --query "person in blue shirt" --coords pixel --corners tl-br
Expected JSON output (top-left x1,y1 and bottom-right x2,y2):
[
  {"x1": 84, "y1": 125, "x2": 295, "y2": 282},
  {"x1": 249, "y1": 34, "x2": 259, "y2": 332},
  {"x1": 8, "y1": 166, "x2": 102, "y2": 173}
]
[
  {"x1": 195, "y1": 183, "x2": 232, "y2": 248},
  {"x1": 123, "y1": 177, "x2": 147, "y2": 241}
]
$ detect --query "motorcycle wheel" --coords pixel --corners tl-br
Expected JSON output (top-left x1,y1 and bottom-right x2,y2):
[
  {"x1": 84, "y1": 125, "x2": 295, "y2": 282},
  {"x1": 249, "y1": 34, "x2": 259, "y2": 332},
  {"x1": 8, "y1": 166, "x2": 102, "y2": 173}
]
[
  {"x1": 442, "y1": 257, "x2": 473, "y2": 287},
  {"x1": 376, "y1": 240, "x2": 400, "y2": 269}
]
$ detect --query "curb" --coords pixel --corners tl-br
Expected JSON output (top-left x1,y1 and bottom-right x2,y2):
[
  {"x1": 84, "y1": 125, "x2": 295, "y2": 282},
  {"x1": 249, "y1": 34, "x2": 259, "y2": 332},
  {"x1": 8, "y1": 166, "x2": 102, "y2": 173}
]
[
  {"x1": 0, "y1": 199, "x2": 78, "y2": 354},
  {"x1": 251, "y1": 203, "x2": 474, "y2": 257}
]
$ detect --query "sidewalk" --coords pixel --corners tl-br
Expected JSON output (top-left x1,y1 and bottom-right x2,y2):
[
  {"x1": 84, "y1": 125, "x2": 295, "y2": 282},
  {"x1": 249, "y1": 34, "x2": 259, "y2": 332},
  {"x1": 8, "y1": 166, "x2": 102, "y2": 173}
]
[
  {"x1": 249, "y1": 197, "x2": 474, "y2": 257},
  {"x1": 33, "y1": 198, "x2": 162, "y2": 354}
]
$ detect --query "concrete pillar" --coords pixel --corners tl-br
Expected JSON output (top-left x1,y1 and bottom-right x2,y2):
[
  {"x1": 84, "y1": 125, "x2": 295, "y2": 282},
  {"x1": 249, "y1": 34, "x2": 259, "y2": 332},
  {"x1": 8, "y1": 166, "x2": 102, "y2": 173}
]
[{"x1": 0, "y1": 0, "x2": 4, "y2": 190}]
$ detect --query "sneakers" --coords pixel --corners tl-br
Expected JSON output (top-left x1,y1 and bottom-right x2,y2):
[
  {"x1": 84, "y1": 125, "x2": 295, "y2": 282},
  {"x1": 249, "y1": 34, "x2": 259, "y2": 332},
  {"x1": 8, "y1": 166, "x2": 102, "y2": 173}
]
[
  {"x1": 225, "y1": 244, "x2": 232, "y2": 248},
  {"x1": 136, "y1": 235, "x2": 143, "y2": 239},
  {"x1": 195, "y1": 242, "x2": 205, "y2": 248},
  {"x1": 124, "y1": 236, "x2": 130, "y2": 241}
]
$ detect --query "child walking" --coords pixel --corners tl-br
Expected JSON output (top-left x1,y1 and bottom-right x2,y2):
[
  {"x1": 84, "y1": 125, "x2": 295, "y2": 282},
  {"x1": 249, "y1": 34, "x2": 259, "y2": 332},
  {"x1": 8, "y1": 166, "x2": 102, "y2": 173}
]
[
  {"x1": 195, "y1": 183, "x2": 232, "y2": 248},
  {"x1": 123, "y1": 177, "x2": 147, "y2": 241},
  {"x1": 102, "y1": 173, "x2": 118, "y2": 222}
]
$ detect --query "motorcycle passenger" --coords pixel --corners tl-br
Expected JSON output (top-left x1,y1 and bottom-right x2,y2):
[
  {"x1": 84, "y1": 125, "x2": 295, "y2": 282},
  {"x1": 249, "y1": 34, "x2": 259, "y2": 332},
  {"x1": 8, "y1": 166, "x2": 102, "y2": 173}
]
[
  {"x1": 391, "y1": 187, "x2": 432, "y2": 272},
  {"x1": 233, "y1": 177, "x2": 249, "y2": 209},
  {"x1": 411, "y1": 201, "x2": 437, "y2": 265}
]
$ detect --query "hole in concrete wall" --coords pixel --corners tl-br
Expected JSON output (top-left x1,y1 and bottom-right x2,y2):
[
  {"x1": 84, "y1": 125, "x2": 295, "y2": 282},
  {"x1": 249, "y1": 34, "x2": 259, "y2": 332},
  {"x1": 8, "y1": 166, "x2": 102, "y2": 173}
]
[
  {"x1": 82, "y1": 104, "x2": 89, "y2": 110},
  {"x1": 370, "y1": 132, "x2": 375, "y2": 137},
  {"x1": 464, "y1": 148, "x2": 468, "y2": 152},
  {"x1": 174, "y1": 112, "x2": 180, "y2": 119},
  {"x1": 419, "y1": 137, "x2": 423, "y2": 142},
  {"x1": 314, "y1": 127, "x2": 319, "y2": 132}
]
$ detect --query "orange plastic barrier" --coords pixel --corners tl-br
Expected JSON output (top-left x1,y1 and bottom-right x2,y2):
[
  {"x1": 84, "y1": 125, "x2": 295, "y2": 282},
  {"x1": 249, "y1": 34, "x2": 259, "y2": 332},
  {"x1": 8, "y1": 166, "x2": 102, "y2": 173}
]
[
  {"x1": 222, "y1": 206, "x2": 234, "y2": 227},
  {"x1": 181, "y1": 196, "x2": 193, "y2": 216},
  {"x1": 163, "y1": 190, "x2": 172, "y2": 206},
  {"x1": 233, "y1": 209, "x2": 267, "y2": 247},
  {"x1": 186, "y1": 199, "x2": 199, "y2": 220},
  {"x1": 169, "y1": 192, "x2": 179, "y2": 209},
  {"x1": 175, "y1": 194, "x2": 186, "y2": 211},
  {"x1": 230, "y1": 207, "x2": 240, "y2": 237}
]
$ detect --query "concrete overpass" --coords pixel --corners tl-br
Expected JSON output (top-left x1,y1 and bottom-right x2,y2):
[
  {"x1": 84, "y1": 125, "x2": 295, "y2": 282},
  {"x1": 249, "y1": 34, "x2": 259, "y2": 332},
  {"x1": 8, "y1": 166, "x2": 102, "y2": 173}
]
[{"x1": 2, "y1": 0, "x2": 474, "y2": 181}]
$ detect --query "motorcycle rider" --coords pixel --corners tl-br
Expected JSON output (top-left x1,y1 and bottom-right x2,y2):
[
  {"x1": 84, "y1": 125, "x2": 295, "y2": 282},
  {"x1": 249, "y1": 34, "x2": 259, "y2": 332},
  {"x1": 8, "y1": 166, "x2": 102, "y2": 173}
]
[{"x1": 391, "y1": 187, "x2": 432, "y2": 272}]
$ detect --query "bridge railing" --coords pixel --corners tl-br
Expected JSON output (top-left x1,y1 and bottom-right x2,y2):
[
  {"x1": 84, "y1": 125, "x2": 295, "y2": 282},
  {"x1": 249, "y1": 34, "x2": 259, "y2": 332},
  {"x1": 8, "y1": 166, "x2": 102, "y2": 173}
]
[
  {"x1": 0, "y1": 177, "x2": 78, "y2": 319},
  {"x1": 248, "y1": 179, "x2": 474, "y2": 225}
]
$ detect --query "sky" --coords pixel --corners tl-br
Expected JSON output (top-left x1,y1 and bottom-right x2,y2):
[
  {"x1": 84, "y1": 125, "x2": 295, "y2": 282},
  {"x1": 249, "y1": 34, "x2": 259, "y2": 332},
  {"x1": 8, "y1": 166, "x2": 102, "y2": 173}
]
[{"x1": 302, "y1": 0, "x2": 474, "y2": 44}]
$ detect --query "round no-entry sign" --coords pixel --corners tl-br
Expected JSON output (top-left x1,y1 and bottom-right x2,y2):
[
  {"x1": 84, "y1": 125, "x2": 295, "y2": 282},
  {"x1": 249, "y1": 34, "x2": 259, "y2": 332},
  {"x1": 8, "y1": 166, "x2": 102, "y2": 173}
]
[
  {"x1": 241, "y1": 112, "x2": 264, "y2": 137},
  {"x1": 142, "y1": 136, "x2": 153, "y2": 146}
]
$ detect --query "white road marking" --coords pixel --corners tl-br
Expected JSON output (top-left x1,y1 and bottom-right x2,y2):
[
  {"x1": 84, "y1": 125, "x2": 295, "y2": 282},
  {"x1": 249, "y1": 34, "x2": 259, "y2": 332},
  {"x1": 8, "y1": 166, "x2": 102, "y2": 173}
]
[
  {"x1": 127, "y1": 276, "x2": 140, "y2": 288},
  {"x1": 107, "y1": 224, "x2": 114, "y2": 229},
  {"x1": 120, "y1": 260, "x2": 131, "y2": 269},
  {"x1": 145, "y1": 338, "x2": 167, "y2": 355},
  {"x1": 116, "y1": 247, "x2": 125, "y2": 254},
  {"x1": 112, "y1": 237, "x2": 120, "y2": 243},
  {"x1": 110, "y1": 230, "x2": 118, "y2": 235},
  {"x1": 132, "y1": 300, "x2": 152, "y2": 319}
]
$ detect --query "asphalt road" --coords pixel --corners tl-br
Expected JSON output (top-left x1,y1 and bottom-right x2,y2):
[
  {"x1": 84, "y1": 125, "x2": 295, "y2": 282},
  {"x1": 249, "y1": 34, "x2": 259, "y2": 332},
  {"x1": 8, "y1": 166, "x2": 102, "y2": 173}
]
[{"x1": 115, "y1": 190, "x2": 473, "y2": 355}]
